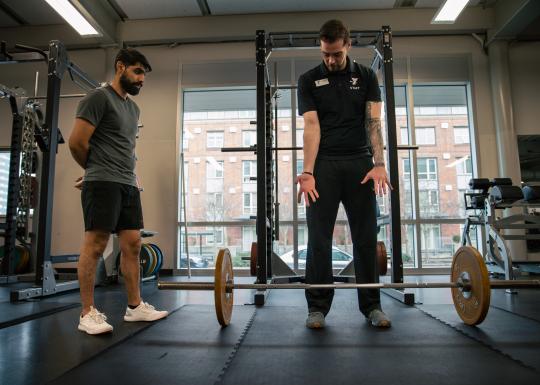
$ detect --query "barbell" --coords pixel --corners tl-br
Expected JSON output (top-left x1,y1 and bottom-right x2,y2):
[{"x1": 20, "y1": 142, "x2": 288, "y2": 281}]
[{"x1": 158, "y1": 246, "x2": 540, "y2": 327}]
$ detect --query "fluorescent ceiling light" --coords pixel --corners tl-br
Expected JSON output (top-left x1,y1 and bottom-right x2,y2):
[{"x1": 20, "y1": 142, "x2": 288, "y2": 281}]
[
  {"x1": 44, "y1": 0, "x2": 100, "y2": 36},
  {"x1": 432, "y1": 0, "x2": 470, "y2": 24}
]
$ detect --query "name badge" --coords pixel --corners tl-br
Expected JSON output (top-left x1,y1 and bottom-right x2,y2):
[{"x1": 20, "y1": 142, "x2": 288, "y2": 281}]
[{"x1": 315, "y1": 78, "x2": 329, "y2": 87}]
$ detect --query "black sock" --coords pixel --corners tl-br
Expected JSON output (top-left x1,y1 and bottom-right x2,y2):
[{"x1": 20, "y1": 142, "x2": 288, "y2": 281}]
[{"x1": 128, "y1": 303, "x2": 140, "y2": 309}]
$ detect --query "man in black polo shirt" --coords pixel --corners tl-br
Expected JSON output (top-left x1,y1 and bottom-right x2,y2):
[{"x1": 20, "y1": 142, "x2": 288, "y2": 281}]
[{"x1": 297, "y1": 19, "x2": 392, "y2": 329}]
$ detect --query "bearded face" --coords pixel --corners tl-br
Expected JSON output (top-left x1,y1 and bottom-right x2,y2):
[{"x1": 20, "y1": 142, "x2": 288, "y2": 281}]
[{"x1": 119, "y1": 70, "x2": 143, "y2": 95}]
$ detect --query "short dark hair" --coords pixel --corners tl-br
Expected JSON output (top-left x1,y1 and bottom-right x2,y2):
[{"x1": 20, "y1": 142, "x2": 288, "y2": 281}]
[
  {"x1": 114, "y1": 48, "x2": 152, "y2": 73},
  {"x1": 319, "y1": 19, "x2": 350, "y2": 44}
]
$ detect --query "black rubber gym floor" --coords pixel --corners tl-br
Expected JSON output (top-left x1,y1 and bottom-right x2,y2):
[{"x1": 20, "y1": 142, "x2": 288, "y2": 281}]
[
  {"x1": 1, "y1": 277, "x2": 539, "y2": 385},
  {"x1": 48, "y1": 305, "x2": 256, "y2": 385}
]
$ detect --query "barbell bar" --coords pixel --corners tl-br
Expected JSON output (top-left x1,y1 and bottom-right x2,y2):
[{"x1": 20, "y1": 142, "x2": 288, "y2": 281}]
[
  {"x1": 158, "y1": 281, "x2": 472, "y2": 291},
  {"x1": 158, "y1": 246, "x2": 540, "y2": 327}
]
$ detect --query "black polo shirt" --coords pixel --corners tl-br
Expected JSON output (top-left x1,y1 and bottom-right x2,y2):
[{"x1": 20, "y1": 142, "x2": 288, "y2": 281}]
[{"x1": 297, "y1": 57, "x2": 381, "y2": 159}]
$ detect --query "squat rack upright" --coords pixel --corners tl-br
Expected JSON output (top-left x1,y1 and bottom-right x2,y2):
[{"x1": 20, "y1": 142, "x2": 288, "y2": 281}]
[
  {"x1": 1, "y1": 40, "x2": 99, "y2": 300},
  {"x1": 252, "y1": 27, "x2": 412, "y2": 305}
]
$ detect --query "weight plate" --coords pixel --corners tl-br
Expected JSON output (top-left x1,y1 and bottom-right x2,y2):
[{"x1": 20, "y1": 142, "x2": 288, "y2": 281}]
[
  {"x1": 377, "y1": 241, "x2": 387, "y2": 276},
  {"x1": 149, "y1": 244, "x2": 162, "y2": 276},
  {"x1": 145, "y1": 243, "x2": 158, "y2": 277},
  {"x1": 250, "y1": 242, "x2": 257, "y2": 276},
  {"x1": 214, "y1": 248, "x2": 234, "y2": 327},
  {"x1": 451, "y1": 246, "x2": 490, "y2": 326}
]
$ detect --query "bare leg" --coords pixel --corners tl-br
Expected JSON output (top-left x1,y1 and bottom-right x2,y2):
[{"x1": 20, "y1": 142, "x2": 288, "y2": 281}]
[
  {"x1": 119, "y1": 229, "x2": 142, "y2": 307},
  {"x1": 78, "y1": 230, "x2": 110, "y2": 316}
]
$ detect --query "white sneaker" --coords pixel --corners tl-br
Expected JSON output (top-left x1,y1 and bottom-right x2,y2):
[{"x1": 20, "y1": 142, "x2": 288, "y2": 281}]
[
  {"x1": 124, "y1": 301, "x2": 169, "y2": 322},
  {"x1": 78, "y1": 307, "x2": 113, "y2": 335}
]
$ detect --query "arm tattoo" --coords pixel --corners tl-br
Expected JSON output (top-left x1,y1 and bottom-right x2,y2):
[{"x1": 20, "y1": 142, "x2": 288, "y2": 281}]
[{"x1": 366, "y1": 102, "x2": 385, "y2": 166}]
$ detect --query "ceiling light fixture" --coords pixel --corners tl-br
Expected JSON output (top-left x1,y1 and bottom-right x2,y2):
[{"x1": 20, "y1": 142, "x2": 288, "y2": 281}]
[
  {"x1": 432, "y1": 0, "x2": 470, "y2": 24},
  {"x1": 44, "y1": 0, "x2": 101, "y2": 36}
]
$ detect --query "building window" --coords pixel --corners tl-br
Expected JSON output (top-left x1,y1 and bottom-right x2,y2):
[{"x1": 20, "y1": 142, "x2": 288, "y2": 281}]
[
  {"x1": 421, "y1": 224, "x2": 442, "y2": 251},
  {"x1": 242, "y1": 226, "x2": 256, "y2": 250},
  {"x1": 419, "y1": 189, "x2": 440, "y2": 215},
  {"x1": 182, "y1": 128, "x2": 192, "y2": 150},
  {"x1": 296, "y1": 159, "x2": 304, "y2": 175},
  {"x1": 207, "y1": 192, "x2": 223, "y2": 208},
  {"x1": 415, "y1": 127, "x2": 436, "y2": 145},
  {"x1": 207, "y1": 131, "x2": 224, "y2": 148},
  {"x1": 296, "y1": 160, "x2": 306, "y2": 215},
  {"x1": 206, "y1": 160, "x2": 224, "y2": 179},
  {"x1": 417, "y1": 158, "x2": 438, "y2": 181},
  {"x1": 206, "y1": 227, "x2": 224, "y2": 245},
  {"x1": 400, "y1": 127, "x2": 409, "y2": 145},
  {"x1": 416, "y1": 157, "x2": 439, "y2": 215},
  {"x1": 456, "y1": 156, "x2": 472, "y2": 190},
  {"x1": 242, "y1": 130, "x2": 256, "y2": 147},
  {"x1": 453, "y1": 126, "x2": 470, "y2": 144},
  {"x1": 296, "y1": 129, "x2": 304, "y2": 147},
  {"x1": 403, "y1": 158, "x2": 410, "y2": 175},
  {"x1": 242, "y1": 160, "x2": 257, "y2": 183},
  {"x1": 298, "y1": 226, "x2": 306, "y2": 246},
  {"x1": 206, "y1": 192, "x2": 224, "y2": 221},
  {"x1": 243, "y1": 192, "x2": 257, "y2": 215}
]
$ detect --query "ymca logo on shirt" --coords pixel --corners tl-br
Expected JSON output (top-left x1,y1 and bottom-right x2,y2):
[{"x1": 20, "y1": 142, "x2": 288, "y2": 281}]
[{"x1": 350, "y1": 77, "x2": 360, "y2": 90}]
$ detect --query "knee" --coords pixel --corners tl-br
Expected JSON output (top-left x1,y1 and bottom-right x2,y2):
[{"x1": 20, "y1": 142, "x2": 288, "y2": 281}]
[
  {"x1": 122, "y1": 239, "x2": 142, "y2": 259},
  {"x1": 85, "y1": 235, "x2": 109, "y2": 258}
]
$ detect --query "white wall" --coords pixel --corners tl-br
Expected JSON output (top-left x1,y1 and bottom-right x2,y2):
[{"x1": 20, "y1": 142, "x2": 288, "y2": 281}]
[{"x1": 509, "y1": 41, "x2": 540, "y2": 136}]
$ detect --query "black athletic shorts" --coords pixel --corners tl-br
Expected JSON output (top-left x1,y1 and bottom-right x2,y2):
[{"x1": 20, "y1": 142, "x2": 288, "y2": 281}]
[{"x1": 81, "y1": 181, "x2": 144, "y2": 233}]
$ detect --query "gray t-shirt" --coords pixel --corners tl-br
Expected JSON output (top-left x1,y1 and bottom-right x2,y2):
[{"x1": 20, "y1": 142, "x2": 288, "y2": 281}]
[{"x1": 76, "y1": 85, "x2": 139, "y2": 187}]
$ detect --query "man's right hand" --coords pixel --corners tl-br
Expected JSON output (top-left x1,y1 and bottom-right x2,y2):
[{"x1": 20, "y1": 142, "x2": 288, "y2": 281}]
[
  {"x1": 296, "y1": 173, "x2": 319, "y2": 207},
  {"x1": 75, "y1": 176, "x2": 83, "y2": 190}
]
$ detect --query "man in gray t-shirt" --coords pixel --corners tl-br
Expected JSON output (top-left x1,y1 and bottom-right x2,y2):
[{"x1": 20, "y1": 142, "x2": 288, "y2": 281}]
[{"x1": 69, "y1": 48, "x2": 168, "y2": 335}]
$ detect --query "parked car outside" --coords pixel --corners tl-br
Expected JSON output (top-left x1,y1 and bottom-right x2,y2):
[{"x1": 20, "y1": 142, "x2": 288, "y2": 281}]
[{"x1": 280, "y1": 246, "x2": 353, "y2": 269}]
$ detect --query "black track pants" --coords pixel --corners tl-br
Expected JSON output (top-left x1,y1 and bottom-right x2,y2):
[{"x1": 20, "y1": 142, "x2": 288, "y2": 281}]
[{"x1": 305, "y1": 157, "x2": 381, "y2": 317}]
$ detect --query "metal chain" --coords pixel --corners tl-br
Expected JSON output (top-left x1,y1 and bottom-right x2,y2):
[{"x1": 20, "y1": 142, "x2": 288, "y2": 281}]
[{"x1": 16, "y1": 100, "x2": 40, "y2": 238}]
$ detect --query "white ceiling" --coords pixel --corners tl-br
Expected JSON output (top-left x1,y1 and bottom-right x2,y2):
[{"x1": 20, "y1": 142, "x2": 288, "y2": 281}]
[
  {"x1": 208, "y1": 0, "x2": 397, "y2": 16},
  {"x1": 114, "y1": 0, "x2": 202, "y2": 20},
  {"x1": 0, "y1": 7, "x2": 18, "y2": 27},
  {"x1": 0, "y1": 0, "x2": 488, "y2": 26},
  {"x1": 208, "y1": 0, "x2": 484, "y2": 16},
  {"x1": 0, "y1": 0, "x2": 64, "y2": 25}
]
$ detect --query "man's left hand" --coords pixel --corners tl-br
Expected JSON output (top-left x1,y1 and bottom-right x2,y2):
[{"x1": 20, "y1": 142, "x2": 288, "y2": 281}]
[{"x1": 361, "y1": 166, "x2": 392, "y2": 196}]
